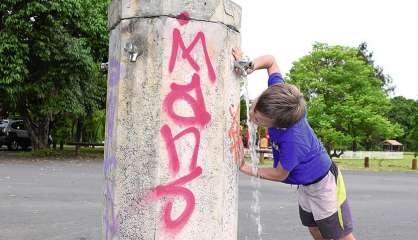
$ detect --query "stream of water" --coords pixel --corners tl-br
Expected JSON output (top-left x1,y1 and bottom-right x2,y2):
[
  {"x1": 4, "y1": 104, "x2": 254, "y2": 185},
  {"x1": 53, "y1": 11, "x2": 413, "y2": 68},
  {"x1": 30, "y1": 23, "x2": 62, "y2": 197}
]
[{"x1": 241, "y1": 75, "x2": 263, "y2": 240}]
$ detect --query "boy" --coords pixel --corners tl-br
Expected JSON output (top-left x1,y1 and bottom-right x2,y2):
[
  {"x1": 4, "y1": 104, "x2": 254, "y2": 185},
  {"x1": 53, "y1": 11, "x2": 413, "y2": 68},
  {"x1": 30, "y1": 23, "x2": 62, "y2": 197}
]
[{"x1": 232, "y1": 48, "x2": 356, "y2": 240}]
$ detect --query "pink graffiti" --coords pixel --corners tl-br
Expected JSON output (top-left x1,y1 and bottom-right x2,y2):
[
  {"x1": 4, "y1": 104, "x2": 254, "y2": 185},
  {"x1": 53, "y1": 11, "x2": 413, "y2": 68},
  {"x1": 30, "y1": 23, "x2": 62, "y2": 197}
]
[
  {"x1": 149, "y1": 11, "x2": 217, "y2": 235},
  {"x1": 160, "y1": 125, "x2": 201, "y2": 177},
  {"x1": 152, "y1": 167, "x2": 202, "y2": 234},
  {"x1": 163, "y1": 73, "x2": 211, "y2": 127},
  {"x1": 168, "y1": 28, "x2": 216, "y2": 83},
  {"x1": 176, "y1": 11, "x2": 190, "y2": 25}
]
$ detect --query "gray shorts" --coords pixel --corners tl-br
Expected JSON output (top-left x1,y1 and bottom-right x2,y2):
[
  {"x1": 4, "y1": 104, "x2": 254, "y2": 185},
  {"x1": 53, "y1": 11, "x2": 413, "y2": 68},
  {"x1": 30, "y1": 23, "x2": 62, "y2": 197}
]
[{"x1": 298, "y1": 163, "x2": 353, "y2": 239}]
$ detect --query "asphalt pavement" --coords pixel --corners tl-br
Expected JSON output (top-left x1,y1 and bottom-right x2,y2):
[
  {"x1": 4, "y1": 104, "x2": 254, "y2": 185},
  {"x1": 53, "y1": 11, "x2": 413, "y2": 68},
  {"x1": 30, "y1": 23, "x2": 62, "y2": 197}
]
[{"x1": 1, "y1": 153, "x2": 417, "y2": 240}]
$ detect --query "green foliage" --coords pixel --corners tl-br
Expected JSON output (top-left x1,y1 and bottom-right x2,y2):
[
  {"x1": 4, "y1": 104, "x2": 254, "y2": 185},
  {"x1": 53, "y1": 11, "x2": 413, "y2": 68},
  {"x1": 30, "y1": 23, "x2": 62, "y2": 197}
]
[
  {"x1": 258, "y1": 127, "x2": 266, "y2": 138},
  {"x1": 0, "y1": 0, "x2": 109, "y2": 149},
  {"x1": 51, "y1": 112, "x2": 73, "y2": 144},
  {"x1": 306, "y1": 95, "x2": 352, "y2": 151},
  {"x1": 288, "y1": 43, "x2": 403, "y2": 152},
  {"x1": 83, "y1": 109, "x2": 105, "y2": 143},
  {"x1": 357, "y1": 42, "x2": 395, "y2": 94},
  {"x1": 387, "y1": 97, "x2": 418, "y2": 151},
  {"x1": 50, "y1": 109, "x2": 105, "y2": 146},
  {"x1": 240, "y1": 97, "x2": 247, "y2": 124},
  {"x1": 406, "y1": 114, "x2": 418, "y2": 153}
]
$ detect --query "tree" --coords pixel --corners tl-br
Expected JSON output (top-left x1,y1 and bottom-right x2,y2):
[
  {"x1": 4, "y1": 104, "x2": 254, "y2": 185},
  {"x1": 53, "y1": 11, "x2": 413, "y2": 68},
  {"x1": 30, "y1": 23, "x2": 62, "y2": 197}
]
[
  {"x1": 239, "y1": 97, "x2": 249, "y2": 147},
  {"x1": 303, "y1": 95, "x2": 352, "y2": 157},
  {"x1": 240, "y1": 97, "x2": 247, "y2": 124},
  {"x1": 288, "y1": 43, "x2": 403, "y2": 155},
  {"x1": 0, "y1": 0, "x2": 109, "y2": 150},
  {"x1": 407, "y1": 113, "x2": 418, "y2": 154},
  {"x1": 387, "y1": 97, "x2": 418, "y2": 149},
  {"x1": 357, "y1": 42, "x2": 395, "y2": 94},
  {"x1": 83, "y1": 109, "x2": 106, "y2": 143},
  {"x1": 0, "y1": 93, "x2": 9, "y2": 117}
]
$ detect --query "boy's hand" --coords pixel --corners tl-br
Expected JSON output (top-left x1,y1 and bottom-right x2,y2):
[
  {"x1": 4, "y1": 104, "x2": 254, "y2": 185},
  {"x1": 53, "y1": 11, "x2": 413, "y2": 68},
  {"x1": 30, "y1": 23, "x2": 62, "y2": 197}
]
[
  {"x1": 232, "y1": 48, "x2": 255, "y2": 75},
  {"x1": 236, "y1": 151, "x2": 245, "y2": 171},
  {"x1": 232, "y1": 47, "x2": 244, "y2": 60}
]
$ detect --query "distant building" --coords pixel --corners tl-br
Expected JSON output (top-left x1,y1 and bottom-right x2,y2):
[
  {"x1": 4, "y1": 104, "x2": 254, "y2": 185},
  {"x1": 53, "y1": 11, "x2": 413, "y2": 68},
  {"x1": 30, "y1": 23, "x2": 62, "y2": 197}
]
[{"x1": 381, "y1": 140, "x2": 404, "y2": 152}]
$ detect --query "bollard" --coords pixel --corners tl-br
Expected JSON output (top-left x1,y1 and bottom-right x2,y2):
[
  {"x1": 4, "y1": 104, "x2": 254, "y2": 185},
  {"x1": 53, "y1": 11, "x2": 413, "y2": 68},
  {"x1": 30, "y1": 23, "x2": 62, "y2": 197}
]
[
  {"x1": 364, "y1": 156, "x2": 370, "y2": 168},
  {"x1": 259, "y1": 151, "x2": 265, "y2": 165},
  {"x1": 412, "y1": 159, "x2": 417, "y2": 170}
]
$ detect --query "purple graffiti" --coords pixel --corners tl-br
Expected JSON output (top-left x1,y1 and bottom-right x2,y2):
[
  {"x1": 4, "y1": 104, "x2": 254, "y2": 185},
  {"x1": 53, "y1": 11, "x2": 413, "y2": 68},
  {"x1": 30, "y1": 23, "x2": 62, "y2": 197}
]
[
  {"x1": 106, "y1": 92, "x2": 115, "y2": 139},
  {"x1": 104, "y1": 72, "x2": 119, "y2": 239},
  {"x1": 104, "y1": 155, "x2": 117, "y2": 176},
  {"x1": 104, "y1": 181, "x2": 119, "y2": 239},
  {"x1": 109, "y1": 58, "x2": 121, "y2": 87}
]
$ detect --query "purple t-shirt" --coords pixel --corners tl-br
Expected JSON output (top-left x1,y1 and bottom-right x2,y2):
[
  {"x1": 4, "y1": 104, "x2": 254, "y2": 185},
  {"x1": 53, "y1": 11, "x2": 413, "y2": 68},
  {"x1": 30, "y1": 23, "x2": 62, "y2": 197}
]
[{"x1": 267, "y1": 73, "x2": 331, "y2": 185}]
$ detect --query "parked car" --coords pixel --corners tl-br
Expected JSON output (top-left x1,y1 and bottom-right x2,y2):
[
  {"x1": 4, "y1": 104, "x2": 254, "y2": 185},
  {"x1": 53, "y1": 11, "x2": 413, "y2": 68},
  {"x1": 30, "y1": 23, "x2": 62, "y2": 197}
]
[{"x1": 0, "y1": 119, "x2": 31, "y2": 150}]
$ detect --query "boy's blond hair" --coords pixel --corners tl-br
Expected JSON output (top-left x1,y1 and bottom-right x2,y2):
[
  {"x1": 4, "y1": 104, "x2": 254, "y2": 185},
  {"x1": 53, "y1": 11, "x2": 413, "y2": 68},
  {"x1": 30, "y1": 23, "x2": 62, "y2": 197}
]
[{"x1": 255, "y1": 83, "x2": 306, "y2": 128}]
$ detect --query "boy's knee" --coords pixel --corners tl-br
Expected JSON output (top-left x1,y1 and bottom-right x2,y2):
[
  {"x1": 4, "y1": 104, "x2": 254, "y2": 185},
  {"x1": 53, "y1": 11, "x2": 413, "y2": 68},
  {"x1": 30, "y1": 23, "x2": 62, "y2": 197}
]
[
  {"x1": 308, "y1": 227, "x2": 324, "y2": 240},
  {"x1": 338, "y1": 233, "x2": 356, "y2": 240},
  {"x1": 308, "y1": 227, "x2": 355, "y2": 240}
]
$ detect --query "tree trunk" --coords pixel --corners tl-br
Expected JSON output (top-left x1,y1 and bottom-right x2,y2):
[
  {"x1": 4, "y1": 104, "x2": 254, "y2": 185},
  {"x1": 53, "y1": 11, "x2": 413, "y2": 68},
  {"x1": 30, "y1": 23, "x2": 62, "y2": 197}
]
[
  {"x1": 330, "y1": 149, "x2": 345, "y2": 158},
  {"x1": 74, "y1": 118, "x2": 83, "y2": 156},
  {"x1": 0, "y1": 104, "x2": 8, "y2": 118},
  {"x1": 364, "y1": 138, "x2": 372, "y2": 151},
  {"x1": 50, "y1": 119, "x2": 56, "y2": 150},
  {"x1": 352, "y1": 141, "x2": 357, "y2": 152},
  {"x1": 21, "y1": 114, "x2": 50, "y2": 151},
  {"x1": 71, "y1": 119, "x2": 76, "y2": 141},
  {"x1": 325, "y1": 144, "x2": 332, "y2": 156}
]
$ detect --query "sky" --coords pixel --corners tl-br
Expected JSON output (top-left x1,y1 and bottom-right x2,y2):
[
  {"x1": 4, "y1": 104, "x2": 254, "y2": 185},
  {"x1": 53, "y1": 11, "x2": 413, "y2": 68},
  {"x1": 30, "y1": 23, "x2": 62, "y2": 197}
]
[{"x1": 233, "y1": 0, "x2": 418, "y2": 100}]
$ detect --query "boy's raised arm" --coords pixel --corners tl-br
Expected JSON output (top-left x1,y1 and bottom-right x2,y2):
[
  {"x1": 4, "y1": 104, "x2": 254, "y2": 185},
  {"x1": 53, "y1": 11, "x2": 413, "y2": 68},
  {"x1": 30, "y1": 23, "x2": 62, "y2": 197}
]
[
  {"x1": 232, "y1": 48, "x2": 280, "y2": 76},
  {"x1": 252, "y1": 55, "x2": 280, "y2": 76}
]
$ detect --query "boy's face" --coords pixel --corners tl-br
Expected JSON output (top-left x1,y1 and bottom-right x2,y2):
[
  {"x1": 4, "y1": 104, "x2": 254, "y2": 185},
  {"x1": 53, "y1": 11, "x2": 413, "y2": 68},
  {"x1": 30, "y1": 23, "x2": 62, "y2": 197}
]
[{"x1": 249, "y1": 100, "x2": 275, "y2": 128}]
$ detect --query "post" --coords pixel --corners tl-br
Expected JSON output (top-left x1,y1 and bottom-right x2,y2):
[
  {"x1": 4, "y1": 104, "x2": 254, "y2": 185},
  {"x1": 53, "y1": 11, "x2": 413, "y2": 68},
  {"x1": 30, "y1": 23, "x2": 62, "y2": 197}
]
[
  {"x1": 104, "y1": 1, "x2": 242, "y2": 239},
  {"x1": 364, "y1": 156, "x2": 369, "y2": 168},
  {"x1": 259, "y1": 151, "x2": 265, "y2": 165},
  {"x1": 412, "y1": 158, "x2": 417, "y2": 170},
  {"x1": 75, "y1": 145, "x2": 80, "y2": 157}
]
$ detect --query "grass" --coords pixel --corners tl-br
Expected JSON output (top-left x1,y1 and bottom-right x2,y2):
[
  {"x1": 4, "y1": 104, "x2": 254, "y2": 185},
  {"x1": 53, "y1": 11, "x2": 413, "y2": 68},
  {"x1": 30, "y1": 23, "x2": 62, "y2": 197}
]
[
  {"x1": 333, "y1": 152, "x2": 417, "y2": 172},
  {"x1": 14, "y1": 145, "x2": 104, "y2": 159},
  {"x1": 248, "y1": 152, "x2": 418, "y2": 173},
  {"x1": 11, "y1": 147, "x2": 418, "y2": 172}
]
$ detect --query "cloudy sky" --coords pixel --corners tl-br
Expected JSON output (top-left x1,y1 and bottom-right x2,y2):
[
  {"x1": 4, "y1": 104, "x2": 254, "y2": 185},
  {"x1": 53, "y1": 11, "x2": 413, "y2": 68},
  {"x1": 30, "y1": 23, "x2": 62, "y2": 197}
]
[{"x1": 233, "y1": 0, "x2": 418, "y2": 100}]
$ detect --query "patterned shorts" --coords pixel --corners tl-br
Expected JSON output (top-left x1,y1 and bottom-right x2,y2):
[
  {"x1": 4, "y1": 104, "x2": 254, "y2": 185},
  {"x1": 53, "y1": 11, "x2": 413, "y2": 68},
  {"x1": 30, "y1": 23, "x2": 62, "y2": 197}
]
[{"x1": 297, "y1": 162, "x2": 353, "y2": 239}]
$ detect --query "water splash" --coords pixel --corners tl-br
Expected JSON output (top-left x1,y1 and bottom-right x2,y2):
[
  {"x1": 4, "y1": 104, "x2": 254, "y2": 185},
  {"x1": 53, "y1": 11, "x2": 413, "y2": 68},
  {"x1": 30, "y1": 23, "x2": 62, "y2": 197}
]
[{"x1": 241, "y1": 75, "x2": 263, "y2": 240}]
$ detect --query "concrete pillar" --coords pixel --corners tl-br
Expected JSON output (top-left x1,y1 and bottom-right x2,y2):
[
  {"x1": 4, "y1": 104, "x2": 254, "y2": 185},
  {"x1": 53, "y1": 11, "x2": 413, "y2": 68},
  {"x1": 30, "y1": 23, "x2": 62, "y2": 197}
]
[{"x1": 104, "y1": 1, "x2": 242, "y2": 239}]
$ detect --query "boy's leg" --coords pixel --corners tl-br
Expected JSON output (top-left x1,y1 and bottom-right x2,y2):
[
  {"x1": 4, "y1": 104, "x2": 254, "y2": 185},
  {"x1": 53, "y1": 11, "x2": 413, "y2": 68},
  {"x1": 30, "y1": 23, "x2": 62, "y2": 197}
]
[
  {"x1": 299, "y1": 162, "x2": 354, "y2": 240},
  {"x1": 298, "y1": 192, "x2": 324, "y2": 240},
  {"x1": 308, "y1": 226, "x2": 324, "y2": 240},
  {"x1": 338, "y1": 232, "x2": 356, "y2": 240},
  {"x1": 308, "y1": 167, "x2": 354, "y2": 239},
  {"x1": 307, "y1": 226, "x2": 355, "y2": 240}
]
